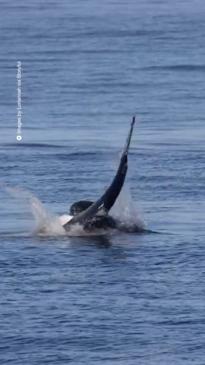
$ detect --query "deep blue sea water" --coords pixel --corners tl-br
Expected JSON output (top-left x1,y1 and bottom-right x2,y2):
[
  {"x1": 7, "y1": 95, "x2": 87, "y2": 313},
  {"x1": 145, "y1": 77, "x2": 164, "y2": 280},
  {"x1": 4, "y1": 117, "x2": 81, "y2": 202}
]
[{"x1": 0, "y1": 1, "x2": 205, "y2": 364}]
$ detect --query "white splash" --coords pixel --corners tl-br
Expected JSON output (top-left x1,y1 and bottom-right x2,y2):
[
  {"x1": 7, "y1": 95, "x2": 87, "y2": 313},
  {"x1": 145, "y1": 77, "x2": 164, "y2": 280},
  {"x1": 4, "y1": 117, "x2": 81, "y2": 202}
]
[
  {"x1": 5, "y1": 186, "x2": 65, "y2": 236},
  {"x1": 110, "y1": 184, "x2": 146, "y2": 230},
  {"x1": 5, "y1": 184, "x2": 145, "y2": 237},
  {"x1": 30, "y1": 195, "x2": 65, "y2": 236}
]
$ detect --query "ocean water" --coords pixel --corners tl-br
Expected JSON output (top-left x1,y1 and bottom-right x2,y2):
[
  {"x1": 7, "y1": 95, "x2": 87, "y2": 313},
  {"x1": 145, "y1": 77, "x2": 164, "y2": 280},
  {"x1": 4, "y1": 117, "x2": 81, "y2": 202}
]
[{"x1": 0, "y1": 0, "x2": 205, "y2": 364}]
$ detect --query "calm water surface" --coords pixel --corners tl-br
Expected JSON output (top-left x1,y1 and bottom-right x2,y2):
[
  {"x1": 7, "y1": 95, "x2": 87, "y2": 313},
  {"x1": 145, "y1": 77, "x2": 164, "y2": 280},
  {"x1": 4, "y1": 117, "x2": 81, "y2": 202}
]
[{"x1": 0, "y1": 1, "x2": 205, "y2": 364}]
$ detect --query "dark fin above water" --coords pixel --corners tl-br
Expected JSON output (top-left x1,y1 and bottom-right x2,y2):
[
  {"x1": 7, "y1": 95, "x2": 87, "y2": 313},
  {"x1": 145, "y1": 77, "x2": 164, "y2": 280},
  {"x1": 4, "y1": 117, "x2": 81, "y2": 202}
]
[{"x1": 63, "y1": 116, "x2": 136, "y2": 230}]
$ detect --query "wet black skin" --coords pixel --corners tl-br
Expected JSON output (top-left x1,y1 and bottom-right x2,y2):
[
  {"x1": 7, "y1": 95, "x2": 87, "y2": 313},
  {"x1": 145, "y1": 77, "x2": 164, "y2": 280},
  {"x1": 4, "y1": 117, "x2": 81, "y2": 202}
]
[{"x1": 63, "y1": 117, "x2": 138, "y2": 233}]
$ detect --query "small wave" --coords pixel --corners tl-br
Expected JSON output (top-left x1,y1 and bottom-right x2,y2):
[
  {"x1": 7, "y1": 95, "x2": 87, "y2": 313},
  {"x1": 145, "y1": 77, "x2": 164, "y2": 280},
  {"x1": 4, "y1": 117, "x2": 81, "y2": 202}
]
[
  {"x1": 5, "y1": 142, "x2": 64, "y2": 149},
  {"x1": 143, "y1": 64, "x2": 205, "y2": 72}
]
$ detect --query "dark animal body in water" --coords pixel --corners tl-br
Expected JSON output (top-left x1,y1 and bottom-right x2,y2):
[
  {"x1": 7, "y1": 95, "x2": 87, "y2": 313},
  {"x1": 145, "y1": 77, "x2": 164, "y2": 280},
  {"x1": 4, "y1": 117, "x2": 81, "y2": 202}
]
[
  {"x1": 69, "y1": 200, "x2": 117, "y2": 231},
  {"x1": 60, "y1": 117, "x2": 145, "y2": 234}
]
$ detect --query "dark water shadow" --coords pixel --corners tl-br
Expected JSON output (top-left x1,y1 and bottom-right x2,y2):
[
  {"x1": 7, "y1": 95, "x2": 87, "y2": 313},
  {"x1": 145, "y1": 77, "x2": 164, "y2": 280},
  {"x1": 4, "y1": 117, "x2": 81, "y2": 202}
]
[{"x1": 68, "y1": 234, "x2": 112, "y2": 248}]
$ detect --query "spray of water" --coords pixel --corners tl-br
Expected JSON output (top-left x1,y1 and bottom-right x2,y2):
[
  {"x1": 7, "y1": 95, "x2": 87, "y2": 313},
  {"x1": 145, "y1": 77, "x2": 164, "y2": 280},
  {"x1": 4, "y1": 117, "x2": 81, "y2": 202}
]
[
  {"x1": 5, "y1": 186, "x2": 65, "y2": 236},
  {"x1": 110, "y1": 184, "x2": 146, "y2": 231},
  {"x1": 4, "y1": 184, "x2": 145, "y2": 236}
]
